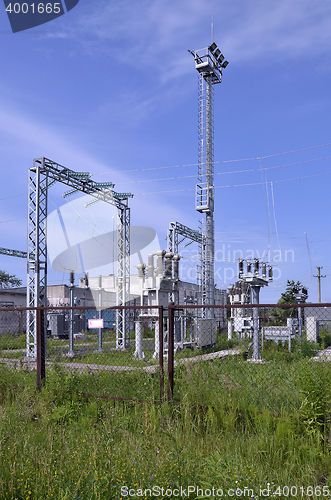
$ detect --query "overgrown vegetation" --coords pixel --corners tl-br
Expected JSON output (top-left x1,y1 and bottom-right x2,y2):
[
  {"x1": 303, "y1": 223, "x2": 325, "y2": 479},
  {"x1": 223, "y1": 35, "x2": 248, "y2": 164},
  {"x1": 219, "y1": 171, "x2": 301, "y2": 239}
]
[{"x1": 0, "y1": 349, "x2": 331, "y2": 499}]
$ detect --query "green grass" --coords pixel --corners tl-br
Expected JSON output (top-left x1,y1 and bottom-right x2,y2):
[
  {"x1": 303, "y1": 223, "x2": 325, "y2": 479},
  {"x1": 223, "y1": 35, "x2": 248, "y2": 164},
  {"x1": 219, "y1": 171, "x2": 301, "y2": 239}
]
[
  {"x1": 0, "y1": 333, "x2": 25, "y2": 350},
  {"x1": 0, "y1": 347, "x2": 331, "y2": 499}
]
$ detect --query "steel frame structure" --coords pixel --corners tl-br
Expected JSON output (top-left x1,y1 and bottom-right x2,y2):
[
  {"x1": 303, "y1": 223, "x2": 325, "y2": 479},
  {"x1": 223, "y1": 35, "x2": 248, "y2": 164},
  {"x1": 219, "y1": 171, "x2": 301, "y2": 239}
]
[
  {"x1": 167, "y1": 221, "x2": 206, "y2": 307},
  {"x1": 27, "y1": 157, "x2": 132, "y2": 357},
  {"x1": 0, "y1": 247, "x2": 27, "y2": 259},
  {"x1": 189, "y1": 44, "x2": 228, "y2": 318},
  {"x1": 167, "y1": 221, "x2": 205, "y2": 255}
]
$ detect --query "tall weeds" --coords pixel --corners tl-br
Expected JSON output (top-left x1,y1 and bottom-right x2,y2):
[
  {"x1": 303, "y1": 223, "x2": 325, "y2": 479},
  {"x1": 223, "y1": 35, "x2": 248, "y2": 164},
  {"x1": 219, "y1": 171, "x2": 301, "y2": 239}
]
[{"x1": 0, "y1": 357, "x2": 330, "y2": 499}]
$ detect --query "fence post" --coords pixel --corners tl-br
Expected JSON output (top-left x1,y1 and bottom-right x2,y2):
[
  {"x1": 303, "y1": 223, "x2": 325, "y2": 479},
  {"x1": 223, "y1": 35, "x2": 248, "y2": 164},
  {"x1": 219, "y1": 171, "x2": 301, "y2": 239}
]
[
  {"x1": 167, "y1": 304, "x2": 174, "y2": 401},
  {"x1": 158, "y1": 306, "x2": 164, "y2": 402},
  {"x1": 36, "y1": 307, "x2": 45, "y2": 389}
]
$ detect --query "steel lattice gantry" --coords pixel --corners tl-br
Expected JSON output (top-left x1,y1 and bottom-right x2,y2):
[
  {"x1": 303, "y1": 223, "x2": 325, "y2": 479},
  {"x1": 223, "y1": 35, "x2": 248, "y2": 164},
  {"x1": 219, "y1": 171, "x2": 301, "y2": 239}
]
[
  {"x1": 189, "y1": 44, "x2": 228, "y2": 317},
  {"x1": 167, "y1": 221, "x2": 205, "y2": 255},
  {"x1": 167, "y1": 221, "x2": 206, "y2": 304},
  {"x1": 27, "y1": 157, "x2": 132, "y2": 357},
  {"x1": 0, "y1": 247, "x2": 28, "y2": 259}
]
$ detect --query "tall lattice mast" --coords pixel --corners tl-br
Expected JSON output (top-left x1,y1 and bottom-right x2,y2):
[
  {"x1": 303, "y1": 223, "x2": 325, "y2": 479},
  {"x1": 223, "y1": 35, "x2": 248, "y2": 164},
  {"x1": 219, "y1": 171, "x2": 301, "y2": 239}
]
[{"x1": 189, "y1": 43, "x2": 228, "y2": 316}]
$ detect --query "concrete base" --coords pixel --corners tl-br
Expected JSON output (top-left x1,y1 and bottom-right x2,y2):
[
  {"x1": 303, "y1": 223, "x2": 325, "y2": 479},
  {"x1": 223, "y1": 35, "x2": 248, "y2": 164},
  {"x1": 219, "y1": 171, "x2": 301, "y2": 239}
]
[{"x1": 63, "y1": 351, "x2": 76, "y2": 358}]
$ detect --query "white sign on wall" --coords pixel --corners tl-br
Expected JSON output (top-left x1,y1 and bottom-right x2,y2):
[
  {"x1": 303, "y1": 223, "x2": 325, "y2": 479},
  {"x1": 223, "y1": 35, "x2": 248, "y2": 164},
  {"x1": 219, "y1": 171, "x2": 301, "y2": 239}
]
[{"x1": 88, "y1": 318, "x2": 104, "y2": 329}]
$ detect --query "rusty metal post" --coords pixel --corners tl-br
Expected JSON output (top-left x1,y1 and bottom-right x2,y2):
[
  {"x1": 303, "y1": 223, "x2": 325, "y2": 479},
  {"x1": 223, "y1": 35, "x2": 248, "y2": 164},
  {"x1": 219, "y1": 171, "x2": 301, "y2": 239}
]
[
  {"x1": 36, "y1": 307, "x2": 45, "y2": 389},
  {"x1": 158, "y1": 306, "x2": 164, "y2": 402},
  {"x1": 167, "y1": 305, "x2": 174, "y2": 401}
]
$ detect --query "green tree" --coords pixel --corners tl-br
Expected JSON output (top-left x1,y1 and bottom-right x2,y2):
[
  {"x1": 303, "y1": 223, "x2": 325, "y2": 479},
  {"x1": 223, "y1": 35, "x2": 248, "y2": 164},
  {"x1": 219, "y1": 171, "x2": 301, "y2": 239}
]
[
  {"x1": 271, "y1": 279, "x2": 306, "y2": 324},
  {"x1": 0, "y1": 270, "x2": 22, "y2": 289}
]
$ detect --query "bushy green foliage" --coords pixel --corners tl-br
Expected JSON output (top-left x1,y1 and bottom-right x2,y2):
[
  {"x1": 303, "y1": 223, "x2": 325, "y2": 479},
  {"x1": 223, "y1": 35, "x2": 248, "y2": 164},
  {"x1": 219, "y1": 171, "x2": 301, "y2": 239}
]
[
  {"x1": 0, "y1": 269, "x2": 22, "y2": 288},
  {"x1": 270, "y1": 279, "x2": 306, "y2": 325},
  {"x1": 318, "y1": 328, "x2": 331, "y2": 349}
]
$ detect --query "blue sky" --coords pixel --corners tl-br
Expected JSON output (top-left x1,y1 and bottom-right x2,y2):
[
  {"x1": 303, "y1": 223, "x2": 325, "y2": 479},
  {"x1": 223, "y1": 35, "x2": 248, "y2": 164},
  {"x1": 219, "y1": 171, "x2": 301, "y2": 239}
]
[{"x1": 0, "y1": 0, "x2": 331, "y2": 303}]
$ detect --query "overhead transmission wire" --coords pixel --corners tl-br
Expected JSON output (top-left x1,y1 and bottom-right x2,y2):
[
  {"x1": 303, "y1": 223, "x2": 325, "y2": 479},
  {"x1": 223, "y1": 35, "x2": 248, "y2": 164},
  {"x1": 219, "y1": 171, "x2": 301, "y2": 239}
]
[
  {"x1": 0, "y1": 203, "x2": 26, "y2": 211},
  {"x1": 7, "y1": 162, "x2": 331, "y2": 204},
  {"x1": 305, "y1": 232, "x2": 314, "y2": 286},
  {"x1": 270, "y1": 182, "x2": 281, "y2": 254},
  {"x1": 2, "y1": 146, "x2": 331, "y2": 203},
  {"x1": 134, "y1": 169, "x2": 331, "y2": 196},
  {"x1": 0, "y1": 217, "x2": 26, "y2": 224},
  {"x1": 0, "y1": 193, "x2": 26, "y2": 201},
  {"x1": 104, "y1": 155, "x2": 331, "y2": 187},
  {"x1": 93, "y1": 142, "x2": 331, "y2": 176},
  {"x1": 259, "y1": 157, "x2": 272, "y2": 261}
]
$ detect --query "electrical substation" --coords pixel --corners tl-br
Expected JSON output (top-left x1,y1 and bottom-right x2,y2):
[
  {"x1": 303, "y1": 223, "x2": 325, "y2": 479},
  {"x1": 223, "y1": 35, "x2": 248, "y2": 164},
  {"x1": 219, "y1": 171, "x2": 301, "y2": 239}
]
[
  {"x1": 0, "y1": 41, "x2": 228, "y2": 361},
  {"x1": 0, "y1": 41, "x2": 315, "y2": 364}
]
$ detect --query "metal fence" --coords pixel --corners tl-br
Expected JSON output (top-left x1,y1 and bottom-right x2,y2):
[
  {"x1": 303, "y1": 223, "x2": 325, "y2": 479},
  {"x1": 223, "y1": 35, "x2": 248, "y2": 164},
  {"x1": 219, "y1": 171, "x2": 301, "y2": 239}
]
[
  {"x1": 0, "y1": 303, "x2": 331, "y2": 410},
  {"x1": 0, "y1": 305, "x2": 165, "y2": 402},
  {"x1": 168, "y1": 303, "x2": 331, "y2": 421}
]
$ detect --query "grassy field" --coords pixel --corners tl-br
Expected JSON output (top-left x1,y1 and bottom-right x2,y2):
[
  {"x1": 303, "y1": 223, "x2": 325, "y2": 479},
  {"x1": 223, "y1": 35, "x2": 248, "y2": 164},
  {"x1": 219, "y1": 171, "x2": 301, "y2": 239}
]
[{"x1": 0, "y1": 340, "x2": 331, "y2": 500}]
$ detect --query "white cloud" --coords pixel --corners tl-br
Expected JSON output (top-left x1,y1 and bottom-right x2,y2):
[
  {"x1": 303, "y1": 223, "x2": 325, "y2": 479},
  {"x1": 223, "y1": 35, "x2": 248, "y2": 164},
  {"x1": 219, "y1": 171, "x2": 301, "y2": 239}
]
[
  {"x1": 221, "y1": 0, "x2": 331, "y2": 63},
  {"x1": 0, "y1": 98, "x2": 192, "y2": 235},
  {"x1": 43, "y1": 0, "x2": 331, "y2": 74}
]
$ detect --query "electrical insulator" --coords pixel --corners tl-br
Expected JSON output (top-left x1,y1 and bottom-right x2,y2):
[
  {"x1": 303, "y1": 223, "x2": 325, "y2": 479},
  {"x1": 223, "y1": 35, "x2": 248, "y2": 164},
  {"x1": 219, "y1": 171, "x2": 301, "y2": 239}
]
[
  {"x1": 302, "y1": 287, "x2": 308, "y2": 296},
  {"x1": 239, "y1": 258, "x2": 244, "y2": 276},
  {"x1": 262, "y1": 263, "x2": 267, "y2": 278},
  {"x1": 292, "y1": 286, "x2": 299, "y2": 294},
  {"x1": 268, "y1": 266, "x2": 273, "y2": 280},
  {"x1": 254, "y1": 259, "x2": 259, "y2": 276},
  {"x1": 247, "y1": 261, "x2": 252, "y2": 274},
  {"x1": 84, "y1": 272, "x2": 89, "y2": 288},
  {"x1": 69, "y1": 270, "x2": 74, "y2": 286}
]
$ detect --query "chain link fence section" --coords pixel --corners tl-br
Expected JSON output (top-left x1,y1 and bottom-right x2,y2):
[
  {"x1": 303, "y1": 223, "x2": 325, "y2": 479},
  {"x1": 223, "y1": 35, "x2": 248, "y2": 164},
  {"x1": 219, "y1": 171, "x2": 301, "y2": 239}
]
[
  {"x1": 169, "y1": 304, "x2": 331, "y2": 422},
  {"x1": 0, "y1": 305, "x2": 165, "y2": 403},
  {"x1": 0, "y1": 306, "x2": 27, "y2": 371},
  {"x1": 45, "y1": 305, "x2": 164, "y2": 402},
  {"x1": 1, "y1": 302, "x2": 331, "y2": 414}
]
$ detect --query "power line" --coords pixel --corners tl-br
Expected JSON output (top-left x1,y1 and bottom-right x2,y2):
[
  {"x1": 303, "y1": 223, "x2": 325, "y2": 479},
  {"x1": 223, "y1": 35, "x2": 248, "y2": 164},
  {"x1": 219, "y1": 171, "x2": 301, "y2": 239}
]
[
  {"x1": 259, "y1": 158, "x2": 271, "y2": 261},
  {"x1": 270, "y1": 182, "x2": 281, "y2": 254},
  {"x1": 133, "y1": 169, "x2": 331, "y2": 195},
  {"x1": 92, "y1": 142, "x2": 331, "y2": 176},
  {"x1": 5, "y1": 150, "x2": 331, "y2": 201},
  {"x1": 0, "y1": 217, "x2": 26, "y2": 224},
  {"x1": 0, "y1": 193, "x2": 26, "y2": 201},
  {"x1": 103, "y1": 154, "x2": 331, "y2": 186},
  {"x1": 0, "y1": 203, "x2": 26, "y2": 211}
]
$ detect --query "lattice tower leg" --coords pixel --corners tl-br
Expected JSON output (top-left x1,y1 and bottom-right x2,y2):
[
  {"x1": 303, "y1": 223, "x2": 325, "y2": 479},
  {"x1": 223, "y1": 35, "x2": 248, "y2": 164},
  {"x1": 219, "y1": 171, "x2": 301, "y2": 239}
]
[
  {"x1": 116, "y1": 201, "x2": 130, "y2": 349},
  {"x1": 198, "y1": 219, "x2": 206, "y2": 318},
  {"x1": 26, "y1": 160, "x2": 48, "y2": 357}
]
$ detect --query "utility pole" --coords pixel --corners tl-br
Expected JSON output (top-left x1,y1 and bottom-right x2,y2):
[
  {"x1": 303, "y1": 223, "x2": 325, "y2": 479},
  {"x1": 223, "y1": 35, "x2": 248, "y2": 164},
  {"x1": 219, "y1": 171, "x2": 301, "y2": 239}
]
[{"x1": 313, "y1": 266, "x2": 326, "y2": 303}]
